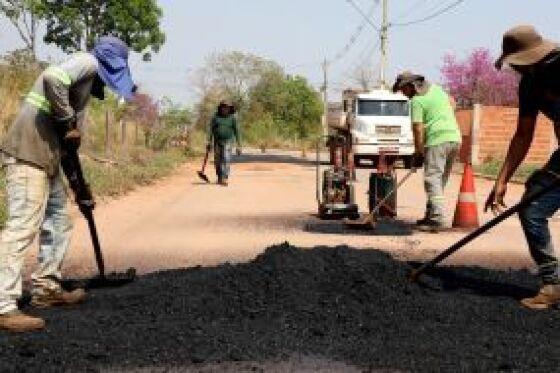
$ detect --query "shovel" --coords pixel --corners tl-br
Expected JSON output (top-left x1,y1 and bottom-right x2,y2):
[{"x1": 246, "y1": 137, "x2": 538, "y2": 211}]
[
  {"x1": 345, "y1": 168, "x2": 418, "y2": 229},
  {"x1": 197, "y1": 147, "x2": 211, "y2": 183},
  {"x1": 81, "y1": 206, "x2": 136, "y2": 289},
  {"x1": 409, "y1": 174, "x2": 560, "y2": 283},
  {"x1": 62, "y1": 149, "x2": 136, "y2": 289}
]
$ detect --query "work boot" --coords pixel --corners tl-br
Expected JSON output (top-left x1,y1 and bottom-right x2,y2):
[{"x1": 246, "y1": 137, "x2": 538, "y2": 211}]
[
  {"x1": 31, "y1": 288, "x2": 87, "y2": 309},
  {"x1": 520, "y1": 284, "x2": 560, "y2": 310},
  {"x1": 416, "y1": 219, "x2": 445, "y2": 233},
  {"x1": 221, "y1": 178, "x2": 229, "y2": 187},
  {"x1": 0, "y1": 311, "x2": 45, "y2": 332}
]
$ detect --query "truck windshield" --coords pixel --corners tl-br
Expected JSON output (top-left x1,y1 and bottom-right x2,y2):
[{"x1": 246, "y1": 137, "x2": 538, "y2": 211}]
[{"x1": 357, "y1": 100, "x2": 409, "y2": 117}]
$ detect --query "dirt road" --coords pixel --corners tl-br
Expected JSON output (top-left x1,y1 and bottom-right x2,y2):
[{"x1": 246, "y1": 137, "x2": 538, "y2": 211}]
[{"x1": 51, "y1": 150, "x2": 559, "y2": 277}]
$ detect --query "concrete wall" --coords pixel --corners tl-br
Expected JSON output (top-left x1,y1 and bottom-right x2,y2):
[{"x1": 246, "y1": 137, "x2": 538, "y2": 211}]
[{"x1": 455, "y1": 105, "x2": 556, "y2": 166}]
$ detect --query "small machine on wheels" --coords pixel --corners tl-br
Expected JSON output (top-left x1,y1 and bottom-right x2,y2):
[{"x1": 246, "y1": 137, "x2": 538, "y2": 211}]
[
  {"x1": 316, "y1": 134, "x2": 359, "y2": 220},
  {"x1": 316, "y1": 88, "x2": 415, "y2": 228}
]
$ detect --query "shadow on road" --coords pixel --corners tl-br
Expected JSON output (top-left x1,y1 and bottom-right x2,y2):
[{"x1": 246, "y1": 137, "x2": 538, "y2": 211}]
[
  {"x1": 305, "y1": 218, "x2": 414, "y2": 236},
  {"x1": 415, "y1": 265, "x2": 536, "y2": 300},
  {"x1": 232, "y1": 152, "x2": 318, "y2": 167}
]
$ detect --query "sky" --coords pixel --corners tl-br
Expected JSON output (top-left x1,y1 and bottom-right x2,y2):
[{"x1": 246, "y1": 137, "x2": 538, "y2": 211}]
[{"x1": 1, "y1": 0, "x2": 558, "y2": 106}]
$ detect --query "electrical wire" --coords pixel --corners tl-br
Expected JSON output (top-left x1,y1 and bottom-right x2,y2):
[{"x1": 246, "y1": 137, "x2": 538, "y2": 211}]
[
  {"x1": 329, "y1": 1, "x2": 379, "y2": 65},
  {"x1": 393, "y1": 0, "x2": 429, "y2": 19},
  {"x1": 391, "y1": 0, "x2": 465, "y2": 27},
  {"x1": 345, "y1": 0, "x2": 381, "y2": 31}
]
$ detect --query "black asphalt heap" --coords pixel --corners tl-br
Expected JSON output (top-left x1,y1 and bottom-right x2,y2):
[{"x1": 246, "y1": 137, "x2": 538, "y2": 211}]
[{"x1": 1, "y1": 243, "x2": 559, "y2": 372}]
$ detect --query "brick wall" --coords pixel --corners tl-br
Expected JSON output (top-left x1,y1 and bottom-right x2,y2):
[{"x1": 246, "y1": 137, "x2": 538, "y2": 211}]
[{"x1": 456, "y1": 105, "x2": 556, "y2": 166}]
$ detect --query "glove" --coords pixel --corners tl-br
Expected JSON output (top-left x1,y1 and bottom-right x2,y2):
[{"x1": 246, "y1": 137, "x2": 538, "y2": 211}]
[{"x1": 236, "y1": 147, "x2": 242, "y2": 156}]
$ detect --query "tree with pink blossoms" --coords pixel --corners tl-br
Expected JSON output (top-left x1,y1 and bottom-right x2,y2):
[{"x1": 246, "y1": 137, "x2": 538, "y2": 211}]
[{"x1": 441, "y1": 48, "x2": 519, "y2": 108}]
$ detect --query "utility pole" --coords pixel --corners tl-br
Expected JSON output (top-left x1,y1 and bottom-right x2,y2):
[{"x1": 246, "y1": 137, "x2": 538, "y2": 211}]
[
  {"x1": 379, "y1": 0, "x2": 389, "y2": 89},
  {"x1": 322, "y1": 58, "x2": 329, "y2": 136}
]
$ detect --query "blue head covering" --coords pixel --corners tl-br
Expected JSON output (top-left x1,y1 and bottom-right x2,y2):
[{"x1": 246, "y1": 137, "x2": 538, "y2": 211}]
[{"x1": 92, "y1": 36, "x2": 136, "y2": 100}]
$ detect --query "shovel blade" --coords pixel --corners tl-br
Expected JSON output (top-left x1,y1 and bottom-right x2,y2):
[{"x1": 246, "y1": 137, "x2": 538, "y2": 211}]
[
  {"x1": 87, "y1": 267, "x2": 137, "y2": 289},
  {"x1": 63, "y1": 268, "x2": 137, "y2": 290}
]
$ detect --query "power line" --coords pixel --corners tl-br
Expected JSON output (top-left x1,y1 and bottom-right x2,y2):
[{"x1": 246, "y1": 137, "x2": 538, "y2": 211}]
[
  {"x1": 391, "y1": 0, "x2": 465, "y2": 27},
  {"x1": 345, "y1": 0, "x2": 381, "y2": 32},
  {"x1": 394, "y1": 0, "x2": 428, "y2": 19},
  {"x1": 329, "y1": 1, "x2": 379, "y2": 65}
]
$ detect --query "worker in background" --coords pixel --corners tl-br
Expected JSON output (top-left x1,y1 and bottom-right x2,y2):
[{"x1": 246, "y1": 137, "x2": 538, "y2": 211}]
[
  {"x1": 0, "y1": 36, "x2": 137, "y2": 332},
  {"x1": 393, "y1": 72, "x2": 461, "y2": 232},
  {"x1": 486, "y1": 25, "x2": 560, "y2": 310},
  {"x1": 207, "y1": 101, "x2": 242, "y2": 186}
]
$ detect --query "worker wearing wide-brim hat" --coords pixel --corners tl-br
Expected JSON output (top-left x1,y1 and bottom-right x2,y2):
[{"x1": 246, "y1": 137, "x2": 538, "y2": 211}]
[
  {"x1": 393, "y1": 71, "x2": 461, "y2": 232},
  {"x1": 0, "y1": 36, "x2": 137, "y2": 332},
  {"x1": 207, "y1": 100, "x2": 242, "y2": 186},
  {"x1": 486, "y1": 25, "x2": 560, "y2": 310}
]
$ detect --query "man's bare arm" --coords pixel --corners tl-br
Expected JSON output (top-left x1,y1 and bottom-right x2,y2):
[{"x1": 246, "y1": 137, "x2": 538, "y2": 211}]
[
  {"x1": 412, "y1": 122, "x2": 425, "y2": 153},
  {"x1": 485, "y1": 115, "x2": 537, "y2": 213}
]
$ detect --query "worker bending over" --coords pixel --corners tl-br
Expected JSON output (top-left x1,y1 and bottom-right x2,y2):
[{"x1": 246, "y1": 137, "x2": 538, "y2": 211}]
[
  {"x1": 0, "y1": 36, "x2": 137, "y2": 332},
  {"x1": 393, "y1": 72, "x2": 461, "y2": 232},
  {"x1": 486, "y1": 25, "x2": 560, "y2": 310},
  {"x1": 207, "y1": 101, "x2": 242, "y2": 186}
]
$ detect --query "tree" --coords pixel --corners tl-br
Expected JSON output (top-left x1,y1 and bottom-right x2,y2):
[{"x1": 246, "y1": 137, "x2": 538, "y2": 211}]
[
  {"x1": 0, "y1": 0, "x2": 44, "y2": 57},
  {"x1": 194, "y1": 51, "x2": 282, "y2": 111},
  {"x1": 441, "y1": 48, "x2": 519, "y2": 108},
  {"x1": 128, "y1": 93, "x2": 158, "y2": 146},
  {"x1": 40, "y1": 0, "x2": 165, "y2": 60},
  {"x1": 248, "y1": 72, "x2": 323, "y2": 141}
]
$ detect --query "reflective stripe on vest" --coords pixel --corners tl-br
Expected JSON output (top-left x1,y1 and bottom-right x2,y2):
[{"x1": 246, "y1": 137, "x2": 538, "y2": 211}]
[
  {"x1": 45, "y1": 66, "x2": 72, "y2": 86},
  {"x1": 25, "y1": 92, "x2": 51, "y2": 113}
]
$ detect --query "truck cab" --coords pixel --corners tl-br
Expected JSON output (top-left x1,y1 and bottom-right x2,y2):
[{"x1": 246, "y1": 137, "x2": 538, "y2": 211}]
[{"x1": 343, "y1": 89, "x2": 414, "y2": 169}]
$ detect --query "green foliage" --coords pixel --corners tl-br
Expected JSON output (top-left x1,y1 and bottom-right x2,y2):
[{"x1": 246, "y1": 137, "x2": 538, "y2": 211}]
[
  {"x1": 243, "y1": 112, "x2": 282, "y2": 152},
  {"x1": 40, "y1": 0, "x2": 165, "y2": 59},
  {"x1": 475, "y1": 159, "x2": 538, "y2": 182},
  {"x1": 193, "y1": 51, "x2": 282, "y2": 129},
  {"x1": 83, "y1": 148, "x2": 187, "y2": 197},
  {"x1": 245, "y1": 72, "x2": 323, "y2": 146},
  {"x1": 0, "y1": 49, "x2": 43, "y2": 134},
  {"x1": 194, "y1": 51, "x2": 323, "y2": 149},
  {"x1": 148, "y1": 102, "x2": 193, "y2": 151}
]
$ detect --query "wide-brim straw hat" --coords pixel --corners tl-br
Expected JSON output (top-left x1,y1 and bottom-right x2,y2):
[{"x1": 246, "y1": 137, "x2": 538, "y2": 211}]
[{"x1": 495, "y1": 25, "x2": 559, "y2": 70}]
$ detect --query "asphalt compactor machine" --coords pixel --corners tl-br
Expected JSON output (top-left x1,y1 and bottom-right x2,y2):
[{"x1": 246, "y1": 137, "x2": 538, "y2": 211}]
[{"x1": 315, "y1": 88, "x2": 415, "y2": 229}]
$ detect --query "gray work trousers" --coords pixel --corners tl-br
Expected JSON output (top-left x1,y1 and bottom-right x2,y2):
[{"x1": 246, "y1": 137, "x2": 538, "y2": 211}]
[{"x1": 423, "y1": 142, "x2": 460, "y2": 223}]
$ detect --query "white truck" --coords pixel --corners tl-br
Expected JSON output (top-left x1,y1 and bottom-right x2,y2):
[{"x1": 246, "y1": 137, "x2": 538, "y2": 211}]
[{"x1": 331, "y1": 88, "x2": 415, "y2": 169}]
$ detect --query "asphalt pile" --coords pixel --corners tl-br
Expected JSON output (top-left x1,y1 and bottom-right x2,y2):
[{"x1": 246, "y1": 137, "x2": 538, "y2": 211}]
[{"x1": 1, "y1": 243, "x2": 559, "y2": 372}]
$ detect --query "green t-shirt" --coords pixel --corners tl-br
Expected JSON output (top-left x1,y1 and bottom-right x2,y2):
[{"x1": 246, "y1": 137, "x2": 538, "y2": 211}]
[
  {"x1": 210, "y1": 115, "x2": 240, "y2": 144},
  {"x1": 411, "y1": 84, "x2": 461, "y2": 147}
]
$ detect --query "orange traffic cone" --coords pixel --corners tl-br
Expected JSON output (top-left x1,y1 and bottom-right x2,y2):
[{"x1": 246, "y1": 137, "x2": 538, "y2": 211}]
[{"x1": 452, "y1": 163, "x2": 480, "y2": 229}]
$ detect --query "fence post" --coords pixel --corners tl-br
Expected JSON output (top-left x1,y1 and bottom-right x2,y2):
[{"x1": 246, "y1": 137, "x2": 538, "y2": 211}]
[
  {"x1": 121, "y1": 118, "x2": 127, "y2": 146},
  {"x1": 105, "y1": 109, "x2": 110, "y2": 157},
  {"x1": 471, "y1": 104, "x2": 482, "y2": 166}
]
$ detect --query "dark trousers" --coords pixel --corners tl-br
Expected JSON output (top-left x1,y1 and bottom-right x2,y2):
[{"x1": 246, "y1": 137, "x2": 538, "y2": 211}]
[{"x1": 214, "y1": 142, "x2": 232, "y2": 180}]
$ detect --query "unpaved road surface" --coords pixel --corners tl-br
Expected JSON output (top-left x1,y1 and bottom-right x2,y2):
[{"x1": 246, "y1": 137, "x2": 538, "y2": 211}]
[{"x1": 56, "y1": 149, "x2": 558, "y2": 277}]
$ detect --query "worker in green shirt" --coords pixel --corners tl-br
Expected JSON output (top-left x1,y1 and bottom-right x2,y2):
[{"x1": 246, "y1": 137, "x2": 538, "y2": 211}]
[
  {"x1": 393, "y1": 72, "x2": 462, "y2": 232},
  {"x1": 207, "y1": 101, "x2": 241, "y2": 186}
]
